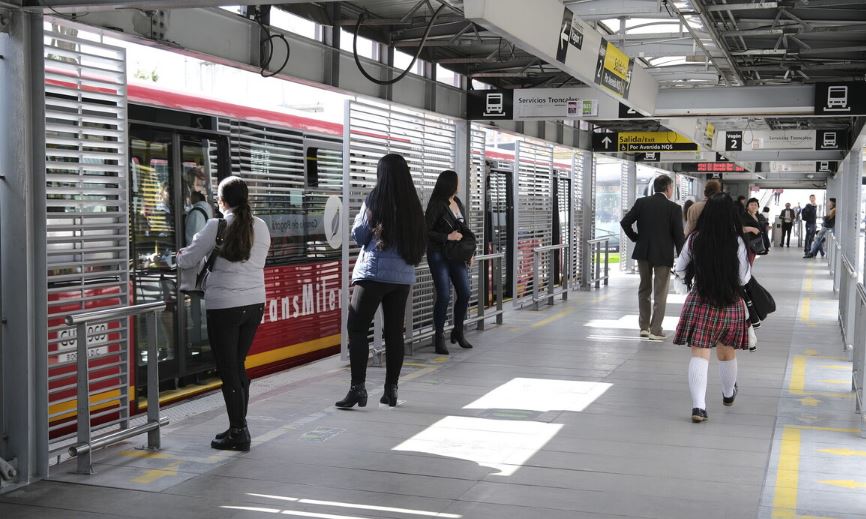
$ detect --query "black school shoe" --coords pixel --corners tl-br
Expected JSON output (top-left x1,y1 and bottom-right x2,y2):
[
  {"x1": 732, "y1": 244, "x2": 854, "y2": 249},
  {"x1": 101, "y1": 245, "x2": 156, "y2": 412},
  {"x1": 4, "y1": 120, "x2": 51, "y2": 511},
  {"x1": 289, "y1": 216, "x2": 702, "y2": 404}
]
[
  {"x1": 723, "y1": 383, "x2": 738, "y2": 406},
  {"x1": 691, "y1": 408, "x2": 708, "y2": 423}
]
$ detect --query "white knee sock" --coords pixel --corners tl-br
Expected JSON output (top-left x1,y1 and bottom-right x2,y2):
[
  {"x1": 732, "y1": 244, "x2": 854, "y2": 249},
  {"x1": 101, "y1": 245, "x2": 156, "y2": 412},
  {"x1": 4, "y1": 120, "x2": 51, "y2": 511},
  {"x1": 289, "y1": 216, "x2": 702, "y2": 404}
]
[
  {"x1": 719, "y1": 359, "x2": 738, "y2": 398},
  {"x1": 688, "y1": 357, "x2": 709, "y2": 410}
]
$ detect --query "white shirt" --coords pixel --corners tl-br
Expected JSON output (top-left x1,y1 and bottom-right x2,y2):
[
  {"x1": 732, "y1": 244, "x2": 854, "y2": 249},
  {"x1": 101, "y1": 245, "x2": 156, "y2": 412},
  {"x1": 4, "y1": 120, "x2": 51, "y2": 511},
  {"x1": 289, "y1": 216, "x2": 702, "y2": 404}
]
[
  {"x1": 675, "y1": 234, "x2": 751, "y2": 286},
  {"x1": 177, "y1": 209, "x2": 271, "y2": 310}
]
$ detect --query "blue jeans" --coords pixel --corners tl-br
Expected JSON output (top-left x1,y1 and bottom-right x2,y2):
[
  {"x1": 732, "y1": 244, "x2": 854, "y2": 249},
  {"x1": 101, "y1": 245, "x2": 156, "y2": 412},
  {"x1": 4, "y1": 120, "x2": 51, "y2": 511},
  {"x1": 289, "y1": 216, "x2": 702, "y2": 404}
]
[
  {"x1": 808, "y1": 227, "x2": 831, "y2": 256},
  {"x1": 804, "y1": 222, "x2": 817, "y2": 252},
  {"x1": 427, "y1": 249, "x2": 470, "y2": 332}
]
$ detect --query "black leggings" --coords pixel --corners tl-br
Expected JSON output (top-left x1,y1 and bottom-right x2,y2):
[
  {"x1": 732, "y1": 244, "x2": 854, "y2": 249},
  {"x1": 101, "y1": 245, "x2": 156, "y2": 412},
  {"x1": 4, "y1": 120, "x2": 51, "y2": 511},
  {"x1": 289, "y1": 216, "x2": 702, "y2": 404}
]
[
  {"x1": 207, "y1": 303, "x2": 264, "y2": 429},
  {"x1": 348, "y1": 281, "x2": 411, "y2": 386}
]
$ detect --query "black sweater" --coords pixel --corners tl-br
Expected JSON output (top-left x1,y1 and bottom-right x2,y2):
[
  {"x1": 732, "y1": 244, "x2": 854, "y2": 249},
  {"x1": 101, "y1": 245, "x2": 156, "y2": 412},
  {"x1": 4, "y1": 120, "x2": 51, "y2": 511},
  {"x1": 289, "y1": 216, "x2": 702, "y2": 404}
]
[{"x1": 425, "y1": 197, "x2": 467, "y2": 252}]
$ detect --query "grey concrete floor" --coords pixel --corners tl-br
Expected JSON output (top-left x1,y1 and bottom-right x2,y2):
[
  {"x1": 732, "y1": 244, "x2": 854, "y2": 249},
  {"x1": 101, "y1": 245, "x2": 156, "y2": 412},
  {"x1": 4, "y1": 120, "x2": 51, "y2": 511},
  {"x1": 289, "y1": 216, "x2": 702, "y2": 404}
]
[{"x1": 2, "y1": 246, "x2": 863, "y2": 519}]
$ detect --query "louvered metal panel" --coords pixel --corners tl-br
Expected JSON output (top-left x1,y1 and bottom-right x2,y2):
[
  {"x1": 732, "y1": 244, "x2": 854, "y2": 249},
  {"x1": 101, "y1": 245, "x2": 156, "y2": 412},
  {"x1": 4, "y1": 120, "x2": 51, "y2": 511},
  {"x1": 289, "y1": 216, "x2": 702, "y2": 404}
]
[
  {"x1": 620, "y1": 160, "x2": 631, "y2": 271},
  {"x1": 514, "y1": 141, "x2": 554, "y2": 307},
  {"x1": 44, "y1": 26, "x2": 130, "y2": 454},
  {"x1": 342, "y1": 100, "x2": 456, "y2": 358},
  {"x1": 572, "y1": 150, "x2": 586, "y2": 286},
  {"x1": 466, "y1": 128, "x2": 486, "y2": 317}
]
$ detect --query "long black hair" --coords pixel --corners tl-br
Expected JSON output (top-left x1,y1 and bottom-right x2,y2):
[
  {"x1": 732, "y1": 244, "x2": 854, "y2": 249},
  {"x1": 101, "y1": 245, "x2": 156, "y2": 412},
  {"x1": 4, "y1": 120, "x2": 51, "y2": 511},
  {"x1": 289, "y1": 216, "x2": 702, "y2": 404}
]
[
  {"x1": 692, "y1": 193, "x2": 741, "y2": 307},
  {"x1": 219, "y1": 176, "x2": 254, "y2": 262},
  {"x1": 367, "y1": 154, "x2": 426, "y2": 265},
  {"x1": 429, "y1": 170, "x2": 458, "y2": 204}
]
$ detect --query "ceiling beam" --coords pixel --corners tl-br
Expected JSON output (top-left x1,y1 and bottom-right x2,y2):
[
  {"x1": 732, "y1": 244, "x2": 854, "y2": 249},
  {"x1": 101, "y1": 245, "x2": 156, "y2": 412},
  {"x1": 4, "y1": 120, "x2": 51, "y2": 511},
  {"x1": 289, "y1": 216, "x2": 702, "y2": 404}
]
[
  {"x1": 22, "y1": 0, "x2": 342, "y2": 10},
  {"x1": 706, "y1": 2, "x2": 779, "y2": 12},
  {"x1": 564, "y1": 0, "x2": 667, "y2": 20}
]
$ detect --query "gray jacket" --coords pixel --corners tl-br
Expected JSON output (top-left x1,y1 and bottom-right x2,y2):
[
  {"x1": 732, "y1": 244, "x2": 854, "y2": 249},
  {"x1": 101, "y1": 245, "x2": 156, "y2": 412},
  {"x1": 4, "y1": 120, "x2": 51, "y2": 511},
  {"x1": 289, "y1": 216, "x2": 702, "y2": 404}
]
[{"x1": 177, "y1": 209, "x2": 271, "y2": 310}]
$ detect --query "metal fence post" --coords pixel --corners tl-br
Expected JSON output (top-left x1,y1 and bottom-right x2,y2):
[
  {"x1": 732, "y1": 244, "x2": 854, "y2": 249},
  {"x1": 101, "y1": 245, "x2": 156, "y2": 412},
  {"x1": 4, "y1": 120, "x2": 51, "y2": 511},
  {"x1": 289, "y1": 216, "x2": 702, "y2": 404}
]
[
  {"x1": 146, "y1": 312, "x2": 160, "y2": 450},
  {"x1": 532, "y1": 250, "x2": 540, "y2": 310},
  {"x1": 495, "y1": 256, "x2": 504, "y2": 324},
  {"x1": 476, "y1": 258, "x2": 487, "y2": 331},
  {"x1": 75, "y1": 323, "x2": 92, "y2": 474},
  {"x1": 604, "y1": 242, "x2": 610, "y2": 286}
]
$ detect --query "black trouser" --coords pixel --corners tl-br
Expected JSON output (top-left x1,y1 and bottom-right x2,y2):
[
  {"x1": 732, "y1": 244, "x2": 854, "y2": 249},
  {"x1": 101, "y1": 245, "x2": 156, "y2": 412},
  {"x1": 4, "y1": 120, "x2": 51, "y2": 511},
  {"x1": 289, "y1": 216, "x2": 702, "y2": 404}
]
[
  {"x1": 348, "y1": 281, "x2": 411, "y2": 387},
  {"x1": 207, "y1": 303, "x2": 264, "y2": 429},
  {"x1": 781, "y1": 222, "x2": 793, "y2": 246}
]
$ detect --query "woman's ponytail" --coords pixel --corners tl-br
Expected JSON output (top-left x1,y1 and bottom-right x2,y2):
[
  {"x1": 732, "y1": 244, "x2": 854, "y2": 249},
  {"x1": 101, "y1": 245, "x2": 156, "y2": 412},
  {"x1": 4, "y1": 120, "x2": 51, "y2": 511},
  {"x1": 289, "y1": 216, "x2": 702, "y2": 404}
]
[{"x1": 218, "y1": 176, "x2": 255, "y2": 262}]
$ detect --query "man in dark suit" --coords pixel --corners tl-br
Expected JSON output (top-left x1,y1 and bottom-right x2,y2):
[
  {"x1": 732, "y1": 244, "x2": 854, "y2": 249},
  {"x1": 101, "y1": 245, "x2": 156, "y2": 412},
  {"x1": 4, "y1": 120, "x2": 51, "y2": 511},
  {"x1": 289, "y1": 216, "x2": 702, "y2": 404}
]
[{"x1": 620, "y1": 175, "x2": 685, "y2": 341}]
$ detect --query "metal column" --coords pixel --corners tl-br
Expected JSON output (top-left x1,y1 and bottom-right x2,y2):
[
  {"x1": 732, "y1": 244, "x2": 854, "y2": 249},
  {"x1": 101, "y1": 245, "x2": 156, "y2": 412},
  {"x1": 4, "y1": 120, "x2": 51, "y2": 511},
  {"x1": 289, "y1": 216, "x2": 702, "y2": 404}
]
[
  {"x1": 0, "y1": 10, "x2": 48, "y2": 491},
  {"x1": 623, "y1": 161, "x2": 637, "y2": 273},
  {"x1": 577, "y1": 131, "x2": 595, "y2": 290}
]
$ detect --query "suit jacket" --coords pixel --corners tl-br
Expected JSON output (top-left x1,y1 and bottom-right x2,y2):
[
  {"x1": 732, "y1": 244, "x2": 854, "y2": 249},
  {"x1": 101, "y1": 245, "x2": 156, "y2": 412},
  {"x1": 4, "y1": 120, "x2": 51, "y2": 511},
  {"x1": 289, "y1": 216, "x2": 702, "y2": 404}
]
[{"x1": 620, "y1": 193, "x2": 685, "y2": 267}]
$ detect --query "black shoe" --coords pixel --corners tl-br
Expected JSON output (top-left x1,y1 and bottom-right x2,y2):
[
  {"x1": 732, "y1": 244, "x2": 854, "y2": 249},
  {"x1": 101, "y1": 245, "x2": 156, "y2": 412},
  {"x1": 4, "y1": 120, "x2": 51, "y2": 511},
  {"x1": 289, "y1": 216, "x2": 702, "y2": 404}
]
[
  {"x1": 335, "y1": 384, "x2": 367, "y2": 409},
  {"x1": 450, "y1": 326, "x2": 474, "y2": 349},
  {"x1": 380, "y1": 383, "x2": 398, "y2": 407},
  {"x1": 723, "y1": 383, "x2": 738, "y2": 406},
  {"x1": 214, "y1": 428, "x2": 230, "y2": 440},
  {"x1": 691, "y1": 408, "x2": 708, "y2": 423},
  {"x1": 803, "y1": 253, "x2": 814, "y2": 258},
  {"x1": 433, "y1": 331, "x2": 449, "y2": 355},
  {"x1": 211, "y1": 426, "x2": 251, "y2": 451}
]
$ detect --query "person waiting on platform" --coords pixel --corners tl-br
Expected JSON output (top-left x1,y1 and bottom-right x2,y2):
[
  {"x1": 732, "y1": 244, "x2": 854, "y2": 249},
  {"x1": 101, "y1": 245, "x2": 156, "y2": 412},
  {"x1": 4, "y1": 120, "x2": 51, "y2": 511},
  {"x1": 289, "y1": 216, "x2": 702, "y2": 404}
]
[
  {"x1": 804, "y1": 197, "x2": 836, "y2": 259},
  {"x1": 741, "y1": 198, "x2": 766, "y2": 265},
  {"x1": 682, "y1": 200, "x2": 694, "y2": 234},
  {"x1": 674, "y1": 193, "x2": 752, "y2": 423},
  {"x1": 685, "y1": 179, "x2": 721, "y2": 236},
  {"x1": 177, "y1": 176, "x2": 271, "y2": 451},
  {"x1": 426, "y1": 170, "x2": 474, "y2": 354},
  {"x1": 620, "y1": 174, "x2": 685, "y2": 341},
  {"x1": 779, "y1": 203, "x2": 796, "y2": 248},
  {"x1": 801, "y1": 194, "x2": 818, "y2": 253},
  {"x1": 335, "y1": 154, "x2": 426, "y2": 409}
]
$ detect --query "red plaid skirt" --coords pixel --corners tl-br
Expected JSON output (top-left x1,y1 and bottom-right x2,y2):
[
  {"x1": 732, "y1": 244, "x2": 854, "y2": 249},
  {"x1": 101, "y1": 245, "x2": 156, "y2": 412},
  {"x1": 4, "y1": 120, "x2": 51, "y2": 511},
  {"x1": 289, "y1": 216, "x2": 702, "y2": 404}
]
[{"x1": 673, "y1": 291, "x2": 750, "y2": 349}]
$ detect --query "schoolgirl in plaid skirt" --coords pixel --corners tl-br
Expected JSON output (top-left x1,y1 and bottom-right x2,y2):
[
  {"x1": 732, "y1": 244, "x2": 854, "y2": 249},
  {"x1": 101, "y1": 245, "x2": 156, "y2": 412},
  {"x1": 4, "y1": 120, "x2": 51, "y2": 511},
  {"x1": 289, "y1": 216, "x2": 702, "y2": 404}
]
[{"x1": 673, "y1": 194, "x2": 752, "y2": 423}]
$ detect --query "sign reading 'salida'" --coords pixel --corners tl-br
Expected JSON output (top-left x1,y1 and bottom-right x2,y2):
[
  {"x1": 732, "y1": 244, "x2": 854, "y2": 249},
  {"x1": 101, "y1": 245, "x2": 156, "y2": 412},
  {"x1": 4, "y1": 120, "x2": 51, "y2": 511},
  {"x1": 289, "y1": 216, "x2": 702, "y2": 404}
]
[
  {"x1": 592, "y1": 131, "x2": 698, "y2": 153},
  {"x1": 594, "y1": 39, "x2": 634, "y2": 98}
]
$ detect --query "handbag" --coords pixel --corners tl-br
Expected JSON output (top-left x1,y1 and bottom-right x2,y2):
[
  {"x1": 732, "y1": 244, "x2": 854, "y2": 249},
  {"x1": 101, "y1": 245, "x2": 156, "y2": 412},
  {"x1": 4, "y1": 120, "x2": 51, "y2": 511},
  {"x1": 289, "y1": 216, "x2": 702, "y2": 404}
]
[
  {"x1": 743, "y1": 275, "x2": 775, "y2": 322},
  {"x1": 179, "y1": 218, "x2": 227, "y2": 294},
  {"x1": 443, "y1": 211, "x2": 476, "y2": 263},
  {"x1": 748, "y1": 233, "x2": 768, "y2": 255}
]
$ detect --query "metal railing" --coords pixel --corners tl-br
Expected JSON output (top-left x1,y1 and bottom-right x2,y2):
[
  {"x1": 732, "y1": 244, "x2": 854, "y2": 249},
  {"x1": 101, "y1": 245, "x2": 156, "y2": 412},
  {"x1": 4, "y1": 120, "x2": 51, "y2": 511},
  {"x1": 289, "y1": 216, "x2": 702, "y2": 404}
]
[
  {"x1": 65, "y1": 301, "x2": 168, "y2": 474},
  {"x1": 852, "y1": 284, "x2": 866, "y2": 438},
  {"x1": 403, "y1": 253, "x2": 506, "y2": 355},
  {"x1": 466, "y1": 253, "x2": 506, "y2": 329},
  {"x1": 827, "y1": 232, "x2": 838, "y2": 278},
  {"x1": 531, "y1": 244, "x2": 569, "y2": 310},
  {"x1": 587, "y1": 235, "x2": 615, "y2": 289}
]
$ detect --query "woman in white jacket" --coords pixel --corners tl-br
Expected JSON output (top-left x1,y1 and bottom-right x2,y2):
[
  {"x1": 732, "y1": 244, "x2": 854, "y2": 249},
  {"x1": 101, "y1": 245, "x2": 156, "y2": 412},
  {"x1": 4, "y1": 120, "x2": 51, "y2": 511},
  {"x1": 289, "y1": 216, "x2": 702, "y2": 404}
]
[{"x1": 177, "y1": 176, "x2": 270, "y2": 451}]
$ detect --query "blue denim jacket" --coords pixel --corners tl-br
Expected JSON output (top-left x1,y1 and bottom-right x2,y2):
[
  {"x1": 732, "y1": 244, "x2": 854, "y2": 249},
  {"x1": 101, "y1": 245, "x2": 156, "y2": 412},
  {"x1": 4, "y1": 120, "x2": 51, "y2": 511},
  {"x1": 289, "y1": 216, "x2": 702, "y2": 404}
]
[{"x1": 351, "y1": 201, "x2": 416, "y2": 285}]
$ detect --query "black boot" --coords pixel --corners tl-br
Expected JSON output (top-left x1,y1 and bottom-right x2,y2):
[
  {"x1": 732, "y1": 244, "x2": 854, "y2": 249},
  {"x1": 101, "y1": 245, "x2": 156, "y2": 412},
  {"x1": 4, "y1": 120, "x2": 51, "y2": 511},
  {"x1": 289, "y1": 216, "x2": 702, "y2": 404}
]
[
  {"x1": 380, "y1": 383, "x2": 398, "y2": 407},
  {"x1": 433, "y1": 331, "x2": 449, "y2": 355},
  {"x1": 211, "y1": 426, "x2": 251, "y2": 451},
  {"x1": 335, "y1": 384, "x2": 367, "y2": 409},
  {"x1": 214, "y1": 428, "x2": 230, "y2": 440},
  {"x1": 450, "y1": 325, "x2": 474, "y2": 349}
]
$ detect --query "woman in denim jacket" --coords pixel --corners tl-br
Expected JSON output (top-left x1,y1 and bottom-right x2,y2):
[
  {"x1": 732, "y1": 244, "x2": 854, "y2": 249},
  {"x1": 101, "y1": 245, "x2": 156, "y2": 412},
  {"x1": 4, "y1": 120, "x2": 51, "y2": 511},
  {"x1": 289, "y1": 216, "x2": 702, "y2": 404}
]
[{"x1": 335, "y1": 154, "x2": 426, "y2": 409}]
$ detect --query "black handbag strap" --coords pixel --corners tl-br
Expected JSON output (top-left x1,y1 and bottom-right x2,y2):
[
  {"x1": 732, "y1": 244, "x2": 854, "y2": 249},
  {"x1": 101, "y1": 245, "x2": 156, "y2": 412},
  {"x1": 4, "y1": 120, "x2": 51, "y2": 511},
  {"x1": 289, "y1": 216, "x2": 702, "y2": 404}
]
[{"x1": 203, "y1": 218, "x2": 227, "y2": 273}]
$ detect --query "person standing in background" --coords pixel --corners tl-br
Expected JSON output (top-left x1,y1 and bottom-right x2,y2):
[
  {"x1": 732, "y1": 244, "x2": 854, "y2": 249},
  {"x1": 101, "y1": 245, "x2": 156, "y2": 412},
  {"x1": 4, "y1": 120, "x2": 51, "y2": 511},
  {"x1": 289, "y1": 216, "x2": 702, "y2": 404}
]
[
  {"x1": 682, "y1": 200, "x2": 694, "y2": 234},
  {"x1": 620, "y1": 175, "x2": 685, "y2": 341},
  {"x1": 685, "y1": 180, "x2": 721, "y2": 236},
  {"x1": 801, "y1": 194, "x2": 818, "y2": 254},
  {"x1": 779, "y1": 203, "x2": 795, "y2": 248}
]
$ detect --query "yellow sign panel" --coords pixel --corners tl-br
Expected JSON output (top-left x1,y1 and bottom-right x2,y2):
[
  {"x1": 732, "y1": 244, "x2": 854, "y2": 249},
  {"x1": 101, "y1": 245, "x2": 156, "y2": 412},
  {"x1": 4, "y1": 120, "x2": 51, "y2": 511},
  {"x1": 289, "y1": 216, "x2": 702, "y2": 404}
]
[
  {"x1": 603, "y1": 42, "x2": 631, "y2": 81},
  {"x1": 619, "y1": 131, "x2": 694, "y2": 145}
]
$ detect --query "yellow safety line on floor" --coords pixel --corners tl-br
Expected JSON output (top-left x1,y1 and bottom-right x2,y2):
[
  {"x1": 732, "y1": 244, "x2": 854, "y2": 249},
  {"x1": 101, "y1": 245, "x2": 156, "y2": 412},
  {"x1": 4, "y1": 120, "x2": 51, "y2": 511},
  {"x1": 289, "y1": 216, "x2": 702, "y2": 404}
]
[
  {"x1": 131, "y1": 461, "x2": 180, "y2": 485},
  {"x1": 790, "y1": 356, "x2": 806, "y2": 395},
  {"x1": 818, "y1": 448, "x2": 866, "y2": 457},
  {"x1": 530, "y1": 308, "x2": 573, "y2": 329},
  {"x1": 771, "y1": 427, "x2": 801, "y2": 519}
]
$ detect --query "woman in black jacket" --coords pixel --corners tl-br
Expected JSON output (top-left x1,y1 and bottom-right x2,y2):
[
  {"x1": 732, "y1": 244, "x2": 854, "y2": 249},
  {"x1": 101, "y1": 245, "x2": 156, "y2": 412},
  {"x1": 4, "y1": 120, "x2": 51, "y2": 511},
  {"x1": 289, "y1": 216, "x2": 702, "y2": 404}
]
[
  {"x1": 426, "y1": 170, "x2": 473, "y2": 354},
  {"x1": 741, "y1": 197, "x2": 764, "y2": 265}
]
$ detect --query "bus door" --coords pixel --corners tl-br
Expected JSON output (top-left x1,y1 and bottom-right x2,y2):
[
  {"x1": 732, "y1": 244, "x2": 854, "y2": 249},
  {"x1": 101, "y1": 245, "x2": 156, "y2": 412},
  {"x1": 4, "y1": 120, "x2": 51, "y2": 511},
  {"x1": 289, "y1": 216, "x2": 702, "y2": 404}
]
[
  {"x1": 128, "y1": 124, "x2": 228, "y2": 398},
  {"x1": 485, "y1": 169, "x2": 514, "y2": 299}
]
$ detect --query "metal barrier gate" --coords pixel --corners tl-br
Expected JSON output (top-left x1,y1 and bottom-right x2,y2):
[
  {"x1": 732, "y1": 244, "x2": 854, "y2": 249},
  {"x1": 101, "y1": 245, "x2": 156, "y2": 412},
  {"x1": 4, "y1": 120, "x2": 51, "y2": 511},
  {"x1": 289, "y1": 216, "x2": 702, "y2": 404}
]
[
  {"x1": 43, "y1": 24, "x2": 132, "y2": 461},
  {"x1": 513, "y1": 140, "x2": 554, "y2": 308}
]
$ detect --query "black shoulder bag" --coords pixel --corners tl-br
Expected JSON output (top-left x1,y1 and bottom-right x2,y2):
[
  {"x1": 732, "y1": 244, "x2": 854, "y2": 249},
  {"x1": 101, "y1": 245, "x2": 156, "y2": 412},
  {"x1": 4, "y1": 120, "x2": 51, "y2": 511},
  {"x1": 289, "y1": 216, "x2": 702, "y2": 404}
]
[
  {"x1": 180, "y1": 218, "x2": 227, "y2": 294},
  {"x1": 443, "y1": 207, "x2": 476, "y2": 263}
]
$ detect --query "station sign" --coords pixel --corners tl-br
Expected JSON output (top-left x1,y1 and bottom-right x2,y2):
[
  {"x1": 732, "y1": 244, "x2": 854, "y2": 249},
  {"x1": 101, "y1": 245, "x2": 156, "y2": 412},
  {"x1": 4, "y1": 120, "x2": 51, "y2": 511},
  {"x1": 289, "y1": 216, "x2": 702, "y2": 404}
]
[
  {"x1": 814, "y1": 81, "x2": 866, "y2": 116},
  {"x1": 717, "y1": 129, "x2": 848, "y2": 152},
  {"x1": 618, "y1": 102, "x2": 645, "y2": 119},
  {"x1": 512, "y1": 88, "x2": 598, "y2": 120},
  {"x1": 555, "y1": 8, "x2": 584, "y2": 63},
  {"x1": 467, "y1": 89, "x2": 514, "y2": 120},
  {"x1": 592, "y1": 130, "x2": 698, "y2": 153},
  {"x1": 594, "y1": 38, "x2": 634, "y2": 98},
  {"x1": 769, "y1": 161, "x2": 839, "y2": 173}
]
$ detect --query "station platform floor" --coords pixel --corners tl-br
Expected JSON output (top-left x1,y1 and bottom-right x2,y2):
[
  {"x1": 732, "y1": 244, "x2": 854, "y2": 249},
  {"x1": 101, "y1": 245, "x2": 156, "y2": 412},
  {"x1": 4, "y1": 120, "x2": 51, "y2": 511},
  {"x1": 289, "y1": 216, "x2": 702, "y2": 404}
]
[{"x1": 2, "y1": 247, "x2": 865, "y2": 519}]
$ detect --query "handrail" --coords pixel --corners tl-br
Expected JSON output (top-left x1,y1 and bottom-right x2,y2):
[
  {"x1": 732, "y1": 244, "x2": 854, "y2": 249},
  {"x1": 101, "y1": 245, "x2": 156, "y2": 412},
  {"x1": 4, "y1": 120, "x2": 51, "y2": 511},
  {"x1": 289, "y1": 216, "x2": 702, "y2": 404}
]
[
  {"x1": 467, "y1": 252, "x2": 506, "y2": 330},
  {"x1": 843, "y1": 255, "x2": 856, "y2": 278},
  {"x1": 66, "y1": 302, "x2": 168, "y2": 474},
  {"x1": 586, "y1": 235, "x2": 614, "y2": 289},
  {"x1": 531, "y1": 244, "x2": 569, "y2": 309},
  {"x1": 65, "y1": 301, "x2": 166, "y2": 325}
]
